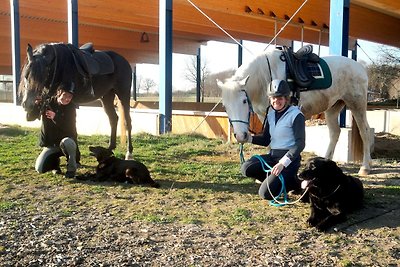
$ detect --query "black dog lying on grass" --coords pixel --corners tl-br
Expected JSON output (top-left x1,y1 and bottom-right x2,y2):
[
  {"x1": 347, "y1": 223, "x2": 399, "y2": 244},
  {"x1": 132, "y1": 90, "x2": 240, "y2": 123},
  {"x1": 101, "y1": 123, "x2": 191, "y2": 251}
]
[
  {"x1": 77, "y1": 146, "x2": 159, "y2": 188},
  {"x1": 299, "y1": 157, "x2": 364, "y2": 231}
]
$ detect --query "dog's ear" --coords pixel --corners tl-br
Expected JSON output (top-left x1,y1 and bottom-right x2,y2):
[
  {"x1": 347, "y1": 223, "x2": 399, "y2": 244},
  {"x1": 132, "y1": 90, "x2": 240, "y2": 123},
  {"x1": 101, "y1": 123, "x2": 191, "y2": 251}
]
[{"x1": 308, "y1": 160, "x2": 317, "y2": 171}]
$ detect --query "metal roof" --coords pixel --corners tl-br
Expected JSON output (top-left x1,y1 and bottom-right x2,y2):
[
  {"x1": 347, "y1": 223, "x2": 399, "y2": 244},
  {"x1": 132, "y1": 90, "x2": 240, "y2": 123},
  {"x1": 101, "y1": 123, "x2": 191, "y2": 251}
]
[{"x1": 0, "y1": 0, "x2": 399, "y2": 74}]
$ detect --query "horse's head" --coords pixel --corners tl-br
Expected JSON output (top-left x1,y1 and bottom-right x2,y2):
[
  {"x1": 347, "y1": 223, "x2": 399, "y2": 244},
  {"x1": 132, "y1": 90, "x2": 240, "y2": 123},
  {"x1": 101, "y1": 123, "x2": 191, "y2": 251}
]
[
  {"x1": 19, "y1": 44, "x2": 56, "y2": 121},
  {"x1": 218, "y1": 76, "x2": 252, "y2": 142}
]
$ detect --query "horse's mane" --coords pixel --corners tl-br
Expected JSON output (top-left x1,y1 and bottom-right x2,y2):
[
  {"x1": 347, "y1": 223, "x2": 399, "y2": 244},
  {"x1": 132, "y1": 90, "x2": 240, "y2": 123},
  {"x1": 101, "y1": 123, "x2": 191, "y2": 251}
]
[
  {"x1": 19, "y1": 43, "x2": 87, "y2": 97},
  {"x1": 224, "y1": 47, "x2": 284, "y2": 105}
]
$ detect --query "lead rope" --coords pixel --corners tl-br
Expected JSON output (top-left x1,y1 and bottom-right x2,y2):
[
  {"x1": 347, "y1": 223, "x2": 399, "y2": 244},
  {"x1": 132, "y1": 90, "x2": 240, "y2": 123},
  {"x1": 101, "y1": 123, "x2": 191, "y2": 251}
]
[
  {"x1": 253, "y1": 155, "x2": 288, "y2": 206},
  {"x1": 239, "y1": 143, "x2": 245, "y2": 164},
  {"x1": 252, "y1": 155, "x2": 309, "y2": 206}
]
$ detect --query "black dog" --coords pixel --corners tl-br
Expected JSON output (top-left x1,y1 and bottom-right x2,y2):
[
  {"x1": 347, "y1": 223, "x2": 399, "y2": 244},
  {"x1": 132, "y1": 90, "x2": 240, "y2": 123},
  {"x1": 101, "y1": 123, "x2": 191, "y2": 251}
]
[
  {"x1": 86, "y1": 146, "x2": 160, "y2": 188},
  {"x1": 299, "y1": 157, "x2": 364, "y2": 231}
]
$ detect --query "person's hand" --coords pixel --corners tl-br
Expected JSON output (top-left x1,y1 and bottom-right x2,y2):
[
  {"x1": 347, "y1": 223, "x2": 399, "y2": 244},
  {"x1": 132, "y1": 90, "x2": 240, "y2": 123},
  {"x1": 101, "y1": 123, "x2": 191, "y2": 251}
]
[
  {"x1": 271, "y1": 162, "x2": 284, "y2": 176},
  {"x1": 34, "y1": 96, "x2": 42, "y2": 105},
  {"x1": 45, "y1": 110, "x2": 55, "y2": 120}
]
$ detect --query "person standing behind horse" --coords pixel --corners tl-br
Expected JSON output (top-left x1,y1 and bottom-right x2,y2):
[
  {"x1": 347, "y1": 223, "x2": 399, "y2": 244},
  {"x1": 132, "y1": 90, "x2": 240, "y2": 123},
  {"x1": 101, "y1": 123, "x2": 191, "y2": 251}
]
[
  {"x1": 240, "y1": 79, "x2": 306, "y2": 200},
  {"x1": 35, "y1": 85, "x2": 80, "y2": 178}
]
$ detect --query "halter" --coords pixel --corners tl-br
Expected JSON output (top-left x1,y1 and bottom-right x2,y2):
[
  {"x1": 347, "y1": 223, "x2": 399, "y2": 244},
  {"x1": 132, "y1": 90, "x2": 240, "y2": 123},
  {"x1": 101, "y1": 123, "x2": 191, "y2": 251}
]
[{"x1": 228, "y1": 89, "x2": 253, "y2": 127}]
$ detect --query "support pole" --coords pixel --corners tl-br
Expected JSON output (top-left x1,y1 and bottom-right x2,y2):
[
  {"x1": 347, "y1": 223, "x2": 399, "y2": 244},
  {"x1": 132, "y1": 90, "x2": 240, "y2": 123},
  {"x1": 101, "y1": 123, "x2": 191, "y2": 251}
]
[
  {"x1": 329, "y1": 0, "x2": 349, "y2": 128},
  {"x1": 352, "y1": 40, "x2": 358, "y2": 60},
  {"x1": 196, "y1": 47, "x2": 201, "y2": 102},
  {"x1": 238, "y1": 40, "x2": 243, "y2": 67},
  {"x1": 159, "y1": 0, "x2": 173, "y2": 134},
  {"x1": 67, "y1": 0, "x2": 79, "y2": 47},
  {"x1": 10, "y1": 0, "x2": 21, "y2": 105},
  {"x1": 132, "y1": 66, "x2": 137, "y2": 101},
  {"x1": 317, "y1": 30, "x2": 322, "y2": 56},
  {"x1": 300, "y1": 25, "x2": 304, "y2": 47}
]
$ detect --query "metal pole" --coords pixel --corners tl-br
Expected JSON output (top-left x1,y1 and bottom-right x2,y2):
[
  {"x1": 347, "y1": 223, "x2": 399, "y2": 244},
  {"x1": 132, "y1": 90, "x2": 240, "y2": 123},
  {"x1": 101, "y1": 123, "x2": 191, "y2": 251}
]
[
  {"x1": 159, "y1": 0, "x2": 173, "y2": 134},
  {"x1": 10, "y1": 0, "x2": 21, "y2": 105},
  {"x1": 196, "y1": 47, "x2": 201, "y2": 102},
  {"x1": 329, "y1": 0, "x2": 349, "y2": 127},
  {"x1": 68, "y1": 0, "x2": 79, "y2": 47},
  {"x1": 132, "y1": 66, "x2": 137, "y2": 101},
  {"x1": 351, "y1": 40, "x2": 358, "y2": 61},
  {"x1": 238, "y1": 40, "x2": 243, "y2": 67}
]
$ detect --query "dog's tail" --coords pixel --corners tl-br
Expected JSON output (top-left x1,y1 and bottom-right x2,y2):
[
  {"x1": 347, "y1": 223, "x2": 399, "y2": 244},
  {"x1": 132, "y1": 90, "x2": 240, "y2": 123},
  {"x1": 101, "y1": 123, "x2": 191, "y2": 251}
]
[
  {"x1": 126, "y1": 169, "x2": 160, "y2": 188},
  {"x1": 149, "y1": 181, "x2": 160, "y2": 188}
]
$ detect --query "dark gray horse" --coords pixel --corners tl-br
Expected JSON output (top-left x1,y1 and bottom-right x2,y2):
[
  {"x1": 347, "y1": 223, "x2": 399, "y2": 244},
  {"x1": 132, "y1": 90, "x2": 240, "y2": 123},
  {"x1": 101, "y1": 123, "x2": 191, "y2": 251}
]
[{"x1": 19, "y1": 42, "x2": 133, "y2": 158}]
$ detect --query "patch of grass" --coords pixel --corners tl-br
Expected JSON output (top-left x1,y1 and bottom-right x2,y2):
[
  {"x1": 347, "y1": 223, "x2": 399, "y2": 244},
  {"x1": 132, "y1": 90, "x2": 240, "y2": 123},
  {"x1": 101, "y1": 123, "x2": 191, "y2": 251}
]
[
  {"x1": 231, "y1": 208, "x2": 253, "y2": 222},
  {"x1": 131, "y1": 212, "x2": 177, "y2": 224},
  {"x1": 0, "y1": 201, "x2": 17, "y2": 212},
  {"x1": 1, "y1": 125, "x2": 400, "y2": 265}
]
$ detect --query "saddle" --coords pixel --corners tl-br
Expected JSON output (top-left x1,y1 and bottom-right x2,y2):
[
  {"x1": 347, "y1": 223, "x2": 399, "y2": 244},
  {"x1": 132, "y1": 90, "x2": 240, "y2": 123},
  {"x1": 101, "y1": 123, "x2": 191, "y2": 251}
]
[
  {"x1": 69, "y1": 43, "x2": 115, "y2": 76},
  {"x1": 281, "y1": 45, "x2": 321, "y2": 105},
  {"x1": 282, "y1": 45, "x2": 320, "y2": 88}
]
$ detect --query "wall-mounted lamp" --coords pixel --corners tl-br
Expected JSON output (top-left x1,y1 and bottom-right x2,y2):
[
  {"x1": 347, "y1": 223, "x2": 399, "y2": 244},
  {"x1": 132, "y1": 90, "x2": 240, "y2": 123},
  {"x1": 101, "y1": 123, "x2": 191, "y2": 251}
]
[{"x1": 140, "y1": 32, "x2": 149, "y2": 43}]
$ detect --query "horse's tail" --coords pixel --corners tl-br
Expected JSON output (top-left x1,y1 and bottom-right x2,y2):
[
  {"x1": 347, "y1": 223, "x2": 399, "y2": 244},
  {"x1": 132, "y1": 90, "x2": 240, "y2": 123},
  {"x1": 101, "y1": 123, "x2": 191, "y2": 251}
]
[{"x1": 118, "y1": 100, "x2": 127, "y2": 147}]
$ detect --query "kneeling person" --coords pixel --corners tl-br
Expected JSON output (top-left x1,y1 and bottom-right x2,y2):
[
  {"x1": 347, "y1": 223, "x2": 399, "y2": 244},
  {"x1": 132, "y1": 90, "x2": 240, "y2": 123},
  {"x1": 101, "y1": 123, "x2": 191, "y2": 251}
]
[
  {"x1": 35, "y1": 86, "x2": 80, "y2": 178},
  {"x1": 240, "y1": 79, "x2": 305, "y2": 200}
]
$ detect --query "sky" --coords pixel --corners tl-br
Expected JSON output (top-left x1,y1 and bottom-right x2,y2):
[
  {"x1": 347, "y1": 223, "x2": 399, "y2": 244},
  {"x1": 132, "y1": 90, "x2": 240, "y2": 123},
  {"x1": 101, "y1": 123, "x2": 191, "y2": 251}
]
[{"x1": 135, "y1": 39, "x2": 387, "y2": 92}]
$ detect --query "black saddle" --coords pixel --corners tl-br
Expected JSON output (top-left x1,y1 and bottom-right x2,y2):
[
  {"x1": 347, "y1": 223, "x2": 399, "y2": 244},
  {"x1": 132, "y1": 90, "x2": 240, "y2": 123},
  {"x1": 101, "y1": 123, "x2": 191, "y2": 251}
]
[
  {"x1": 282, "y1": 45, "x2": 320, "y2": 88},
  {"x1": 69, "y1": 43, "x2": 114, "y2": 76}
]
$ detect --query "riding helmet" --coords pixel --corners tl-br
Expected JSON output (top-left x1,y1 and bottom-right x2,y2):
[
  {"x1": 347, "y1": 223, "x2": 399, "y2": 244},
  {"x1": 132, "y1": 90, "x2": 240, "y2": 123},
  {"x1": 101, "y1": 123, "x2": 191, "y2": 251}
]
[
  {"x1": 268, "y1": 79, "x2": 290, "y2": 97},
  {"x1": 60, "y1": 82, "x2": 75, "y2": 95}
]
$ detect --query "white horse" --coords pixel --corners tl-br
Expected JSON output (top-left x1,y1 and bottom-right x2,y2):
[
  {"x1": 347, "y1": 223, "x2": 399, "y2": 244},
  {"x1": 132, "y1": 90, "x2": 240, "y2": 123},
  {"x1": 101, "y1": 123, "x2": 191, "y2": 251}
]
[{"x1": 217, "y1": 47, "x2": 372, "y2": 175}]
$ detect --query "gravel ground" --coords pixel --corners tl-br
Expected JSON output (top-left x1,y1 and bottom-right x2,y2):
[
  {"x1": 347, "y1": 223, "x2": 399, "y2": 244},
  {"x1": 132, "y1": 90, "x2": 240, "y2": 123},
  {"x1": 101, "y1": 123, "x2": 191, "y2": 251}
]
[
  {"x1": 2, "y1": 204, "x2": 400, "y2": 267},
  {"x1": 1, "y1": 209, "x2": 300, "y2": 267}
]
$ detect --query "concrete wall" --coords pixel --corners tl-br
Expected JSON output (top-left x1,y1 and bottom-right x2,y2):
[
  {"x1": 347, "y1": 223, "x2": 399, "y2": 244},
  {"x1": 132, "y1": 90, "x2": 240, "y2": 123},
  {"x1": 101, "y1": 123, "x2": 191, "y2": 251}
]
[
  {"x1": 0, "y1": 103, "x2": 229, "y2": 139},
  {"x1": 1, "y1": 103, "x2": 399, "y2": 163}
]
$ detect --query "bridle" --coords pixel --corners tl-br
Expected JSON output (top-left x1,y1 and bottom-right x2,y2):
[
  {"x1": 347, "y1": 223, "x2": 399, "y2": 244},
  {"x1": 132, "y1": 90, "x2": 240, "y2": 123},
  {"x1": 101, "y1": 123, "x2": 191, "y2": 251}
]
[
  {"x1": 228, "y1": 89, "x2": 253, "y2": 128},
  {"x1": 24, "y1": 44, "x2": 59, "y2": 115}
]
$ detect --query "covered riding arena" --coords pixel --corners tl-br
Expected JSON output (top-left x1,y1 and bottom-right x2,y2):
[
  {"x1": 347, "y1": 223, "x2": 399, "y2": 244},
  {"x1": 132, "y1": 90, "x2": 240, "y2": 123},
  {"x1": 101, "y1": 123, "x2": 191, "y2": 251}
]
[{"x1": 1, "y1": 1, "x2": 400, "y2": 266}]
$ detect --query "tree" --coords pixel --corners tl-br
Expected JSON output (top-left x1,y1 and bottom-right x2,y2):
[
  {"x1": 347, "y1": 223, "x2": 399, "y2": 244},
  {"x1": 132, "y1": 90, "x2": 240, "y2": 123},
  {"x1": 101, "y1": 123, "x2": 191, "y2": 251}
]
[
  {"x1": 367, "y1": 47, "x2": 400, "y2": 101},
  {"x1": 183, "y1": 56, "x2": 210, "y2": 102},
  {"x1": 378, "y1": 46, "x2": 400, "y2": 65},
  {"x1": 141, "y1": 78, "x2": 157, "y2": 95},
  {"x1": 206, "y1": 69, "x2": 236, "y2": 98}
]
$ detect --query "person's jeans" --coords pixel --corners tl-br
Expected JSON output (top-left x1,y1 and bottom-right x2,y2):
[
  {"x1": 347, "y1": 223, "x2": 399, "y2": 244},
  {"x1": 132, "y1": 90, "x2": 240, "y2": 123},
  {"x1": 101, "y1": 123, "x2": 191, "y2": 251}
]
[
  {"x1": 241, "y1": 152, "x2": 301, "y2": 200},
  {"x1": 35, "y1": 137, "x2": 77, "y2": 173}
]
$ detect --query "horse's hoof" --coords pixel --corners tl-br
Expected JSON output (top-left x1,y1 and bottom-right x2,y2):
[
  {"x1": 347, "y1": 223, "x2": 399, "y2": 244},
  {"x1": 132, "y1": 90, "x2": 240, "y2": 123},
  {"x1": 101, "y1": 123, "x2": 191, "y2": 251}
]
[
  {"x1": 358, "y1": 167, "x2": 370, "y2": 176},
  {"x1": 125, "y1": 152, "x2": 133, "y2": 160}
]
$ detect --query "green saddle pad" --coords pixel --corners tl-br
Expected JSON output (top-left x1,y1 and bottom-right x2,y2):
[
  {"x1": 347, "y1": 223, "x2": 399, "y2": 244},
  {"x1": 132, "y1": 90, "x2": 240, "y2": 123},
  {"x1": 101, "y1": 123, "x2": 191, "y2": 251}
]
[{"x1": 306, "y1": 58, "x2": 332, "y2": 90}]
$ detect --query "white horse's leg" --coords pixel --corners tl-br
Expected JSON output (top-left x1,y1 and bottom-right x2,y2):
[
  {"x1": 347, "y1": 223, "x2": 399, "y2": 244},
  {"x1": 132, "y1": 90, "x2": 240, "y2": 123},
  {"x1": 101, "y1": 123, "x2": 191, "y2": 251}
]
[
  {"x1": 350, "y1": 110, "x2": 372, "y2": 175},
  {"x1": 324, "y1": 102, "x2": 345, "y2": 159}
]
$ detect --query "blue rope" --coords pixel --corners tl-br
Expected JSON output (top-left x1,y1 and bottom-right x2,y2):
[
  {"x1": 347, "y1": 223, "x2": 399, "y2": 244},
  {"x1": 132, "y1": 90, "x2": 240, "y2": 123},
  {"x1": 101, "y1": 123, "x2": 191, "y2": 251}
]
[
  {"x1": 239, "y1": 143, "x2": 245, "y2": 164},
  {"x1": 253, "y1": 155, "x2": 289, "y2": 207}
]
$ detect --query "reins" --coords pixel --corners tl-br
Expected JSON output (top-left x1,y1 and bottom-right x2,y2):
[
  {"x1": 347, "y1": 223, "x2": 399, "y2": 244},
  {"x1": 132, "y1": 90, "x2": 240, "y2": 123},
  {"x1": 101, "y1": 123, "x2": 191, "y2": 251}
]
[
  {"x1": 38, "y1": 44, "x2": 59, "y2": 114},
  {"x1": 48, "y1": 45, "x2": 58, "y2": 93}
]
